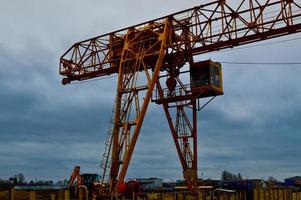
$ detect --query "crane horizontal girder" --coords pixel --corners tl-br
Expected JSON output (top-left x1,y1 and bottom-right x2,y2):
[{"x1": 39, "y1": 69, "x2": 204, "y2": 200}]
[{"x1": 60, "y1": 0, "x2": 301, "y2": 84}]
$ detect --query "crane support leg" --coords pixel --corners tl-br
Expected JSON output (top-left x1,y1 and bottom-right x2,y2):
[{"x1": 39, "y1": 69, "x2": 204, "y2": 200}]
[
  {"x1": 109, "y1": 18, "x2": 171, "y2": 197},
  {"x1": 156, "y1": 82, "x2": 198, "y2": 193},
  {"x1": 163, "y1": 102, "x2": 198, "y2": 193}
]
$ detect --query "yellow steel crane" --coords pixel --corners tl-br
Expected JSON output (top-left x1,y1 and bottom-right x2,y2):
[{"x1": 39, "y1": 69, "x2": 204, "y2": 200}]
[{"x1": 59, "y1": 0, "x2": 301, "y2": 197}]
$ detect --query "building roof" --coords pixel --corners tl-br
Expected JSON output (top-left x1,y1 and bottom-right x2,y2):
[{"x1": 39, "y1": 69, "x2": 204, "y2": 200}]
[
  {"x1": 285, "y1": 176, "x2": 301, "y2": 180},
  {"x1": 14, "y1": 185, "x2": 66, "y2": 190}
]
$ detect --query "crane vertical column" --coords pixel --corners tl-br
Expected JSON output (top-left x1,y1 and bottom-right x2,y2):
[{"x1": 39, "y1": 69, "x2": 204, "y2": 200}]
[
  {"x1": 108, "y1": 18, "x2": 172, "y2": 197},
  {"x1": 163, "y1": 101, "x2": 199, "y2": 193},
  {"x1": 156, "y1": 83, "x2": 199, "y2": 193}
]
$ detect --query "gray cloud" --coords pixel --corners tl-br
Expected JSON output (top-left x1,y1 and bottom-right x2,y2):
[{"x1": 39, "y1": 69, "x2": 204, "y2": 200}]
[{"x1": 1, "y1": 0, "x2": 301, "y2": 182}]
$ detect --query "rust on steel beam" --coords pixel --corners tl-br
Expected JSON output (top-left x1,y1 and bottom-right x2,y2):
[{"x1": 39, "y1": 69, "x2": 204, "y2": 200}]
[
  {"x1": 59, "y1": 0, "x2": 301, "y2": 84},
  {"x1": 105, "y1": 18, "x2": 171, "y2": 197},
  {"x1": 156, "y1": 80, "x2": 199, "y2": 193}
]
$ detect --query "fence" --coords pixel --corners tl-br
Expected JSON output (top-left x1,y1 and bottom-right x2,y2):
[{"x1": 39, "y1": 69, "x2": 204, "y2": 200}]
[
  {"x1": 0, "y1": 189, "x2": 300, "y2": 200},
  {"x1": 253, "y1": 189, "x2": 301, "y2": 200},
  {"x1": 0, "y1": 189, "x2": 70, "y2": 200}
]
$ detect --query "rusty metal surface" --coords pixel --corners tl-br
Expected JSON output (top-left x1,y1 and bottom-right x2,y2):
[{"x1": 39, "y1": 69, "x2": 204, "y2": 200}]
[{"x1": 60, "y1": 0, "x2": 301, "y2": 83}]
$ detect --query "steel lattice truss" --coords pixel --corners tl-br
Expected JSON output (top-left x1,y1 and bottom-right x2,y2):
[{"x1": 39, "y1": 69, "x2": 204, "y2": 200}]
[
  {"x1": 60, "y1": 0, "x2": 301, "y2": 83},
  {"x1": 59, "y1": 0, "x2": 301, "y2": 196}
]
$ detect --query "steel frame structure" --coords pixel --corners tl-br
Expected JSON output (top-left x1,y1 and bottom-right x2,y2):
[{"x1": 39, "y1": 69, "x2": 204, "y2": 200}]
[
  {"x1": 59, "y1": 0, "x2": 301, "y2": 196},
  {"x1": 108, "y1": 19, "x2": 171, "y2": 195}
]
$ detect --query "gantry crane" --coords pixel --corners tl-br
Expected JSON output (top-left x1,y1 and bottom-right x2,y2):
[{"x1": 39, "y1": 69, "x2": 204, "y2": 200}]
[{"x1": 59, "y1": 0, "x2": 301, "y2": 197}]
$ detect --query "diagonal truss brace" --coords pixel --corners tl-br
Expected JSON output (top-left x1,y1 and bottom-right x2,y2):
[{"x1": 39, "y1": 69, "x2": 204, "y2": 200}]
[
  {"x1": 108, "y1": 18, "x2": 171, "y2": 196},
  {"x1": 156, "y1": 82, "x2": 198, "y2": 193}
]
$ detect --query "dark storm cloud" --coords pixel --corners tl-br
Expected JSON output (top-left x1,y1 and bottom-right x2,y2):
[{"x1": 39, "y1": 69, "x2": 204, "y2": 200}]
[
  {"x1": 196, "y1": 66, "x2": 301, "y2": 180},
  {"x1": 0, "y1": 44, "x2": 113, "y2": 140},
  {"x1": 0, "y1": 43, "x2": 115, "y2": 179},
  {"x1": 128, "y1": 50, "x2": 301, "y2": 180}
]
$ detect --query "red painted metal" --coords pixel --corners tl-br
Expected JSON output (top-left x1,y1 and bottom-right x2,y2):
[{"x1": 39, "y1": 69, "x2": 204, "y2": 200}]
[{"x1": 60, "y1": 0, "x2": 301, "y2": 83}]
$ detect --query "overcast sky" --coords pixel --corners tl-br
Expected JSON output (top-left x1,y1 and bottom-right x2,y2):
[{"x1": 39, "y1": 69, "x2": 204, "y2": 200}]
[{"x1": 0, "y1": 0, "x2": 301, "y2": 182}]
